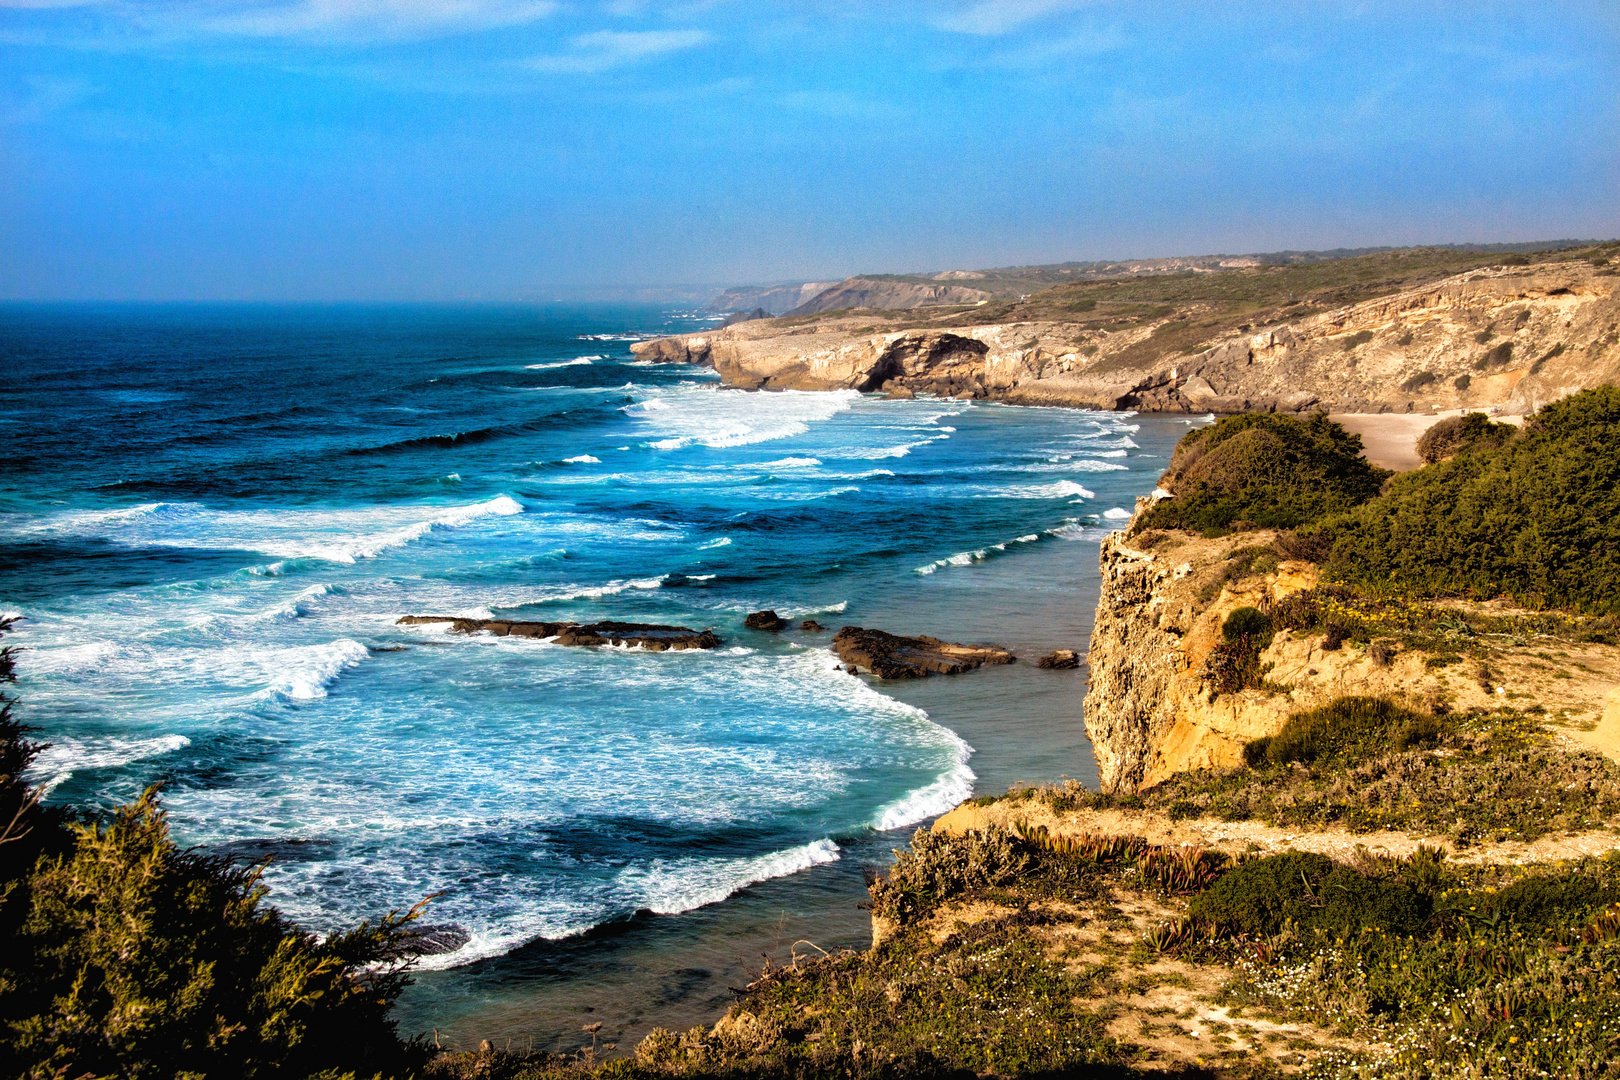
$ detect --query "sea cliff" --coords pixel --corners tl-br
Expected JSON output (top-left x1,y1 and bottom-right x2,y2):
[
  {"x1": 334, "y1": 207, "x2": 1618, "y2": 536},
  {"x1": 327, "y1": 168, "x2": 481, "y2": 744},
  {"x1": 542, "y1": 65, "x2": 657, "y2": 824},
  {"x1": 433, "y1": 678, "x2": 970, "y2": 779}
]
[{"x1": 636, "y1": 259, "x2": 1620, "y2": 415}]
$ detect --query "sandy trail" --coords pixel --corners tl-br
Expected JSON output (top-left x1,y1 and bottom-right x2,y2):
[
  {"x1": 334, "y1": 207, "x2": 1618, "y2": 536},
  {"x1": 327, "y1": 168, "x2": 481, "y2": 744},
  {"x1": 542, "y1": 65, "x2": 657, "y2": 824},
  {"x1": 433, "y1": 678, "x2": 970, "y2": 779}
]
[
  {"x1": 1330, "y1": 410, "x2": 1527, "y2": 471},
  {"x1": 934, "y1": 799, "x2": 1620, "y2": 866}
]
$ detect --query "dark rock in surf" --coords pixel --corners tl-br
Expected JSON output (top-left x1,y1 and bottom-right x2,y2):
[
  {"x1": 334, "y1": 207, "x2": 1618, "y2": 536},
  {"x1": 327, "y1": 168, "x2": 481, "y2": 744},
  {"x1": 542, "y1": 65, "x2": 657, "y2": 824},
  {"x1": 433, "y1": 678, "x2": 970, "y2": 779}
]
[
  {"x1": 801, "y1": 619, "x2": 825, "y2": 632},
  {"x1": 831, "y1": 626, "x2": 1015, "y2": 679},
  {"x1": 744, "y1": 610, "x2": 788, "y2": 632},
  {"x1": 397, "y1": 615, "x2": 721, "y2": 651},
  {"x1": 392, "y1": 924, "x2": 472, "y2": 958},
  {"x1": 1037, "y1": 649, "x2": 1083, "y2": 670}
]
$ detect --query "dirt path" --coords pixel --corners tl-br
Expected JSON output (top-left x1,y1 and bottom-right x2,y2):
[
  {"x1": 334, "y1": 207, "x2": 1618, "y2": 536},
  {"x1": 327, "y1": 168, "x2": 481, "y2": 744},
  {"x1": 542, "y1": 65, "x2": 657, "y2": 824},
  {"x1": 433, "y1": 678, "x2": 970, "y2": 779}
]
[{"x1": 934, "y1": 799, "x2": 1620, "y2": 865}]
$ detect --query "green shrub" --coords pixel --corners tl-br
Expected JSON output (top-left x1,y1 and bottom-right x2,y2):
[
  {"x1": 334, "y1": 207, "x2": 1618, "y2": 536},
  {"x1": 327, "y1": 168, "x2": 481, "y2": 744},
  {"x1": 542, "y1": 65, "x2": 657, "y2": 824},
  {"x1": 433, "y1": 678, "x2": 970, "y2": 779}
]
[
  {"x1": 1189, "y1": 852, "x2": 1431, "y2": 937},
  {"x1": 1342, "y1": 330, "x2": 1375, "y2": 351},
  {"x1": 1222, "y1": 606, "x2": 1272, "y2": 642},
  {"x1": 1477, "y1": 874, "x2": 1620, "y2": 931},
  {"x1": 1326, "y1": 386, "x2": 1620, "y2": 612},
  {"x1": 1244, "y1": 697, "x2": 1436, "y2": 769},
  {"x1": 1474, "y1": 340, "x2": 1514, "y2": 370},
  {"x1": 1189, "y1": 851, "x2": 1336, "y2": 935},
  {"x1": 867, "y1": 827, "x2": 1028, "y2": 924},
  {"x1": 1400, "y1": 371, "x2": 1437, "y2": 392},
  {"x1": 1139, "y1": 413, "x2": 1391, "y2": 536},
  {"x1": 1452, "y1": 373, "x2": 1471, "y2": 391},
  {"x1": 1416, "y1": 411, "x2": 1515, "y2": 464}
]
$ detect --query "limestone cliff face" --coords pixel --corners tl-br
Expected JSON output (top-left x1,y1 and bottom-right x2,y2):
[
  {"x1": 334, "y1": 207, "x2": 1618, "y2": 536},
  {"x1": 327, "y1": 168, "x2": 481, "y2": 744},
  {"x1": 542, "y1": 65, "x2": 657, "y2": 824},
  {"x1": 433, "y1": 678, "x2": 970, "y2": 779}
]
[
  {"x1": 634, "y1": 263, "x2": 1620, "y2": 415},
  {"x1": 784, "y1": 277, "x2": 994, "y2": 316},
  {"x1": 1082, "y1": 511, "x2": 1323, "y2": 792},
  {"x1": 1082, "y1": 499, "x2": 1620, "y2": 792}
]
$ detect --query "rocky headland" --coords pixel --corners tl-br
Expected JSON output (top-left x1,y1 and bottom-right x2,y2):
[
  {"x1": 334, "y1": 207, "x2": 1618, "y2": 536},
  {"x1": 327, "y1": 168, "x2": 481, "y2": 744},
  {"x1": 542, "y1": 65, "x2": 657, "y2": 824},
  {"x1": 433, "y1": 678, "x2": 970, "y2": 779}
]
[{"x1": 637, "y1": 249, "x2": 1620, "y2": 416}]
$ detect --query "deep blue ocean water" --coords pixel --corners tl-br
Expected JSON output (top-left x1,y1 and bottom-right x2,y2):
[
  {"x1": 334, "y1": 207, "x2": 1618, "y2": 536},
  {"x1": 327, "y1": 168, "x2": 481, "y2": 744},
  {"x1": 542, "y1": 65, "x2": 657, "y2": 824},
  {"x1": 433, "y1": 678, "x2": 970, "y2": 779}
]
[{"x1": 1, "y1": 303, "x2": 1192, "y2": 1046}]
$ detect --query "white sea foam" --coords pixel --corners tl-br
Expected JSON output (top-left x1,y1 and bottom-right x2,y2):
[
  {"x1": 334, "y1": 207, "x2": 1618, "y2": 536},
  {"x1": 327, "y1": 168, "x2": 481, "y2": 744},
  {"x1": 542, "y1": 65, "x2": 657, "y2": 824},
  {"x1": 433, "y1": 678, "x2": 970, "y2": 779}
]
[
  {"x1": 267, "y1": 639, "x2": 369, "y2": 700},
  {"x1": 1103, "y1": 507, "x2": 1133, "y2": 520},
  {"x1": 760, "y1": 457, "x2": 821, "y2": 468},
  {"x1": 624, "y1": 387, "x2": 860, "y2": 450},
  {"x1": 1070, "y1": 435, "x2": 1139, "y2": 449},
  {"x1": 562, "y1": 455, "x2": 601, "y2": 464},
  {"x1": 629, "y1": 838, "x2": 843, "y2": 916},
  {"x1": 699, "y1": 537, "x2": 732, "y2": 549},
  {"x1": 31, "y1": 733, "x2": 191, "y2": 795},
  {"x1": 915, "y1": 533, "x2": 1042, "y2": 575},
  {"x1": 256, "y1": 582, "x2": 339, "y2": 622},
  {"x1": 869, "y1": 732, "x2": 976, "y2": 832},
  {"x1": 970, "y1": 480, "x2": 1095, "y2": 500},
  {"x1": 1045, "y1": 518, "x2": 1107, "y2": 541},
  {"x1": 525, "y1": 357, "x2": 599, "y2": 369},
  {"x1": 20, "y1": 495, "x2": 526, "y2": 565},
  {"x1": 787, "y1": 600, "x2": 847, "y2": 617}
]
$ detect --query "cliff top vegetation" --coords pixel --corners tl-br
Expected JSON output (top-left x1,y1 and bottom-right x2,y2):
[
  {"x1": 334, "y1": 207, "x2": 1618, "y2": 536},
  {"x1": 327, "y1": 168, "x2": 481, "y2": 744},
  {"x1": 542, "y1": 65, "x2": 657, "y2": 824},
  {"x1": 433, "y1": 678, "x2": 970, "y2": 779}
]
[
  {"x1": 1137, "y1": 412, "x2": 1390, "y2": 535},
  {"x1": 765, "y1": 241, "x2": 1620, "y2": 370},
  {"x1": 1136, "y1": 387, "x2": 1620, "y2": 614},
  {"x1": 1326, "y1": 385, "x2": 1620, "y2": 613}
]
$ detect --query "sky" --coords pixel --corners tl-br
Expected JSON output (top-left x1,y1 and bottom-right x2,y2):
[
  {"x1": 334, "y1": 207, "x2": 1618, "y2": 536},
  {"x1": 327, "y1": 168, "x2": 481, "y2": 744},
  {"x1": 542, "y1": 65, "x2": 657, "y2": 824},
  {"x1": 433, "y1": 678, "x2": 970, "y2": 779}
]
[{"x1": 2, "y1": 1, "x2": 1617, "y2": 301}]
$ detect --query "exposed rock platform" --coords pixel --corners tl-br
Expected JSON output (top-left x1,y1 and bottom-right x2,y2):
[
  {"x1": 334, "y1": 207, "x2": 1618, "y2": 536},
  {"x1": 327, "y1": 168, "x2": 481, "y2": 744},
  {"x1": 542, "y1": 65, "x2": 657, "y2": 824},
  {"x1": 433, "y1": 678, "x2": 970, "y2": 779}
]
[
  {"x1": 832, "y1": 626, "x2": 1015, "y2": 679},
  {"x1": 397, "y1": 615, "x2": 721, "y2": 650}
]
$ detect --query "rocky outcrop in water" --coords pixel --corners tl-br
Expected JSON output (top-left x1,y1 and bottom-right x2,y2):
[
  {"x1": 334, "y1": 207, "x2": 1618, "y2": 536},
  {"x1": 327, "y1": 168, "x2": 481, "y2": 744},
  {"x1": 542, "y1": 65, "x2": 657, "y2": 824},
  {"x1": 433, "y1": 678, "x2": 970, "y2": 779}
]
[
  {"x1": 1037, "y1": 649, "x2": 1082, "y2": 670},
  {"x1": 832, "y1": 626, "x2": 1015, "y2": 679},
  {"x1": 744, "y1": 610, "x2": 788, "y2": 631},
  {"x1": 397, "y1": 616, "x2": 721, "y2": 650}
]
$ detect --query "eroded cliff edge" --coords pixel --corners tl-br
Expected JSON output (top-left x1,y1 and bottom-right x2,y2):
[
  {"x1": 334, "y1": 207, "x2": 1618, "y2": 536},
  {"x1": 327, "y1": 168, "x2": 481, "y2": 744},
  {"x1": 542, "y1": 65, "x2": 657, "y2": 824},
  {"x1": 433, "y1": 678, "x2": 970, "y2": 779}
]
[
  {"x1": 635, "y1": 261, "x2": 1620, "y2": 415},
  {"x1": 1082, "y1": 500, "x2": 1620, "y2": 793}
]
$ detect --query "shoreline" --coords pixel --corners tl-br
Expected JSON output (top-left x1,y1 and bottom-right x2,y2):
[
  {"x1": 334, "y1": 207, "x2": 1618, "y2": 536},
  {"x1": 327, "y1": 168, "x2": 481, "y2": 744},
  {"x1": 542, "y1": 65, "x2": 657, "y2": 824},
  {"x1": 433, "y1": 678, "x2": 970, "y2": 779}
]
[{"x1": 392, "y1": 481, "x2": 1137, "y2": 1053}]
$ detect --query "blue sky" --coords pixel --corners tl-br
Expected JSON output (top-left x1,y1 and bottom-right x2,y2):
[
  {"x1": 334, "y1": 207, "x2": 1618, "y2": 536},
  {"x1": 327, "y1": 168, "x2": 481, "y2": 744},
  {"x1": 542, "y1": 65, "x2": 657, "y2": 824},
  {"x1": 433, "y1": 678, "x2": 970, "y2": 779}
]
[{"x1": 2, "y1": 1, "x2": 1617, "y2": 300}]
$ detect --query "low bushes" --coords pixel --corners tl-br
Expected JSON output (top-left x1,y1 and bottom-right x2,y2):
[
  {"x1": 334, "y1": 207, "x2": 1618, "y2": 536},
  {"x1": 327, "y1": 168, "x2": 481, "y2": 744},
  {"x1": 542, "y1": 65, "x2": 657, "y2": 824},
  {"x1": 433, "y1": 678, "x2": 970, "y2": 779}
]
[
  {"x1": 1188, "y1": 851, "x2": 1433, "y2": 937},
  {"x1": 1138, "y1": 412, "x2": 1391, "y2": 536},
  {"x1": 1242, "y1": 697, "x2": 1442, "y2": 769},
  {"x1": 1326, "y1": 386, "x2": 1620, "y2": 613},
  {"x1": 1416, "y1": 411, "x2": 1516, "y2": 464}
]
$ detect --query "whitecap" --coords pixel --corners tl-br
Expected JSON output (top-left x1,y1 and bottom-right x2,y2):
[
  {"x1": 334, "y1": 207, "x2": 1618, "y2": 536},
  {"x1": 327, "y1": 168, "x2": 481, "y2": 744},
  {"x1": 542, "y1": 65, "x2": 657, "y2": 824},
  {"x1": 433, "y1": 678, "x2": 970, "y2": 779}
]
[
  {"x1": 1103, "y1": 507, "x2": 1133, "y2": 520},
  {"x1": 525, "y1": 357, "x2": 599, "y2": 369},
  {"x1": 626, "y1": 838, "x2": 843, "y2": 916},
  {"x1": 266, "y1": 639, "x2": 370, "y2": 700},
  {"x1": 869, "y1": 741, "x2": 976, "y2": 831},
  {"x1": 624, "y1": 387, "x2": 861, "y2": 450},
  {"x1": 699, "y1": 537, "x2": 732, "y2": 549},
  {"x1": 30, "y1": 733, "x2": 192, "y2": 795},
  {"x1": 562, "y1": 455, "x2": 601, "y2": 464},
  {"x1": 915, "y1": 533, "x2": 1041, "y2": 574},
  {"x1": 971, "y1": 480, "x2": 1095, "y2": 500}
]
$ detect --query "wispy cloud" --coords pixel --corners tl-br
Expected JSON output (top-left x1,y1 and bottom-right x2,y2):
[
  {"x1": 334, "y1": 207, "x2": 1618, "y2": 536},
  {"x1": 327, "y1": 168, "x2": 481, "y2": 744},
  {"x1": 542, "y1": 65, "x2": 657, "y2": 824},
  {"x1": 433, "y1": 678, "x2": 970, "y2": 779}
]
[
  {"x1": 524, "y1": 27, "x2": 709, "y2": 73},
  {"x1": 934, "y1": 0, "x2": 1087, "y2": 36},
  {"x1": 198, "y1": 0, "x2": 559, "y2": 42}
]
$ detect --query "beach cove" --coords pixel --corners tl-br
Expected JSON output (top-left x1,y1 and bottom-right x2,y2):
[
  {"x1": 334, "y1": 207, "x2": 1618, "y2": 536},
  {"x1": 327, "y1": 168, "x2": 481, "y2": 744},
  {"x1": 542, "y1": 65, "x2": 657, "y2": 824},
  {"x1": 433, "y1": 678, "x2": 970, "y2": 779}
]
[{"x1": 1, "y1": 303, "x2": 1189, "y2": 1052}]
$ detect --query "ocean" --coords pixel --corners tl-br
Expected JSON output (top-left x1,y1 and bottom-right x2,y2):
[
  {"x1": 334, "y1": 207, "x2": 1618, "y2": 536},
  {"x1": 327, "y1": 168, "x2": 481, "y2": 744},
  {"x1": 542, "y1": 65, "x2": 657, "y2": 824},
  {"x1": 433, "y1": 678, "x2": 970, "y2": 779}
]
[{"x1": 0, "y1": 303, "x2": 1190, "y2": 1050}]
